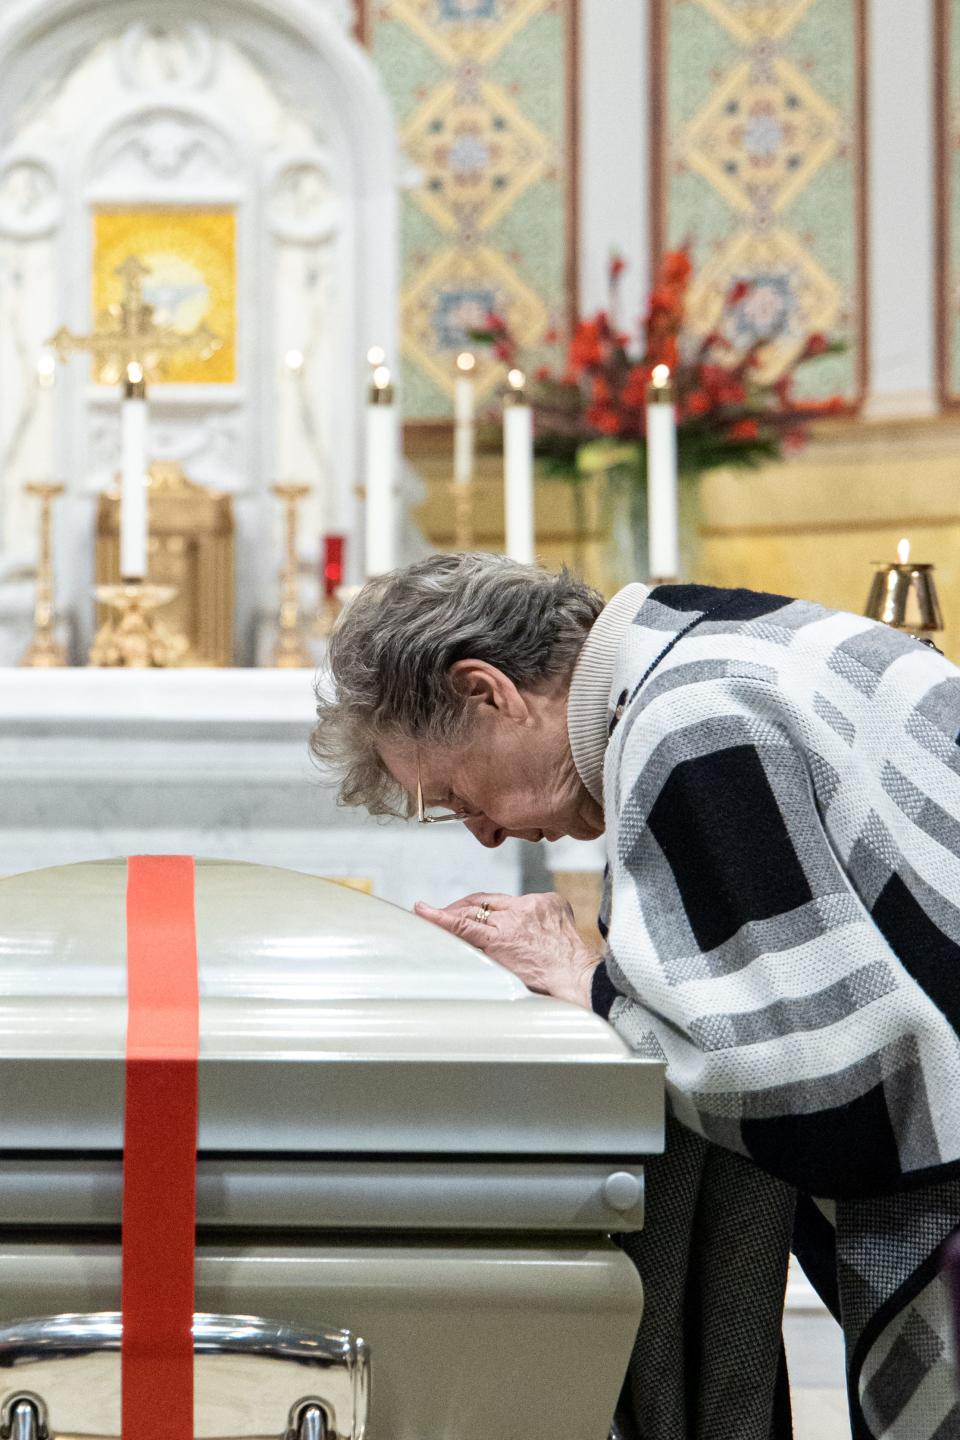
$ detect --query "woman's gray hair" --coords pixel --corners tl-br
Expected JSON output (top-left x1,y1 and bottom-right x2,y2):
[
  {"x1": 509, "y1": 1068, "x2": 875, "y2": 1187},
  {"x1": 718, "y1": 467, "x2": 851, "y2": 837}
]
[{"x1": 311, "y1": 552, "x2": 604, "y2": 814}]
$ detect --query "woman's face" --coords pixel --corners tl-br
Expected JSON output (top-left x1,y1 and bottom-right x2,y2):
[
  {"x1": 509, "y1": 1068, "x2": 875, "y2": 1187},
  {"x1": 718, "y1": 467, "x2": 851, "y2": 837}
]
[{"x1": 377, "y1": 661, "x2": 605, "y2": 848}]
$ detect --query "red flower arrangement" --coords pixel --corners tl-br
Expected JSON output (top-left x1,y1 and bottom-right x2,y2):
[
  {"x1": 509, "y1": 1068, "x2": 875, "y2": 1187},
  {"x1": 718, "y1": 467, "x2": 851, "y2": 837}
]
[{"x1": 473, "y1": 246, "x2": 844, "y2": 485}]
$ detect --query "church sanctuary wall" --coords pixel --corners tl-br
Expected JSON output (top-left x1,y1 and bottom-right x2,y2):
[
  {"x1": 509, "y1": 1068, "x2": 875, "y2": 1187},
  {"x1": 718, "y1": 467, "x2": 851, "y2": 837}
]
[
  {"x1": 414, "y1": 0, "x2": 960, "y2": 677},
  {"x1": 358, "y1": 0, "x2": 578, "y2": 420}
]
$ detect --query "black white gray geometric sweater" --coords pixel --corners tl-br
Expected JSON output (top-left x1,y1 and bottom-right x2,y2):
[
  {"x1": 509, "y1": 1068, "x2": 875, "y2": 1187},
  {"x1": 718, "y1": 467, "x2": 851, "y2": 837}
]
[{"x1": 580, "y1": 583, "x2": 960, "y2": 1440}]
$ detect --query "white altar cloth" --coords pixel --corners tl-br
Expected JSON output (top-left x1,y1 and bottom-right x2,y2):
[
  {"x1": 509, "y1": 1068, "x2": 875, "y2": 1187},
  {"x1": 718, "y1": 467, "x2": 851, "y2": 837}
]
[{"x1": 0, "y1": 668, "x2": 527, "y2": 907}]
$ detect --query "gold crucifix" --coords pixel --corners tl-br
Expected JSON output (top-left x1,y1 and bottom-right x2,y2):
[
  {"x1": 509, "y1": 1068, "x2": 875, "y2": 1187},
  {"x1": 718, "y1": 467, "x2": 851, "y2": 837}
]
[{"x1": 48, "y1": 255, "x2": 221, "y2": 388}]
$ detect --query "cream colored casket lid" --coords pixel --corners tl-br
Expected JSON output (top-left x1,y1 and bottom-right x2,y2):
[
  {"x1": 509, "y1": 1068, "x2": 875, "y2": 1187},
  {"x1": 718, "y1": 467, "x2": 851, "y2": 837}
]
[{"x1": 0, "y1": 860, "x2": 663, "y2": 1156}]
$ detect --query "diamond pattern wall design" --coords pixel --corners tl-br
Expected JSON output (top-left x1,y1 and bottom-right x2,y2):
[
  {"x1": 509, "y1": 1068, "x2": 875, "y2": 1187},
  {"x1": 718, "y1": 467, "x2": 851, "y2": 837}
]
[
  {"x1": 655, "y1": 0, "x2": 865, "y2": 402},
  {"x1": 361, "y1": 0, "x2": 575, "y2": 419}
]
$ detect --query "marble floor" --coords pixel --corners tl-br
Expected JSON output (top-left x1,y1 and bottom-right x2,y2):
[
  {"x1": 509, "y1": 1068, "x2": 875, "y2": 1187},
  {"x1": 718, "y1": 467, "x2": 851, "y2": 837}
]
[
  {"x1": 792, "y1": 1389, "x2": 851, "y2": 1438},
  {"x1": 784, "y1": 1268, "x2": 850, "y2": 1438}
]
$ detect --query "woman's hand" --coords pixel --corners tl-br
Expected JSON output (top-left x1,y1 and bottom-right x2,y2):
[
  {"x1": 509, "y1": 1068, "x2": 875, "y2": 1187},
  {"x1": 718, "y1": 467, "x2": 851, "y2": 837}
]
[{"x1": 414, "y1": 891, "x2": 600, "y2": 1010}]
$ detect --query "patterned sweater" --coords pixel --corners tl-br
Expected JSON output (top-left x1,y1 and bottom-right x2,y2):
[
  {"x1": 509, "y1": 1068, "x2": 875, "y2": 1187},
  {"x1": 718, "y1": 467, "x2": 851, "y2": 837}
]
[{"x1": 572, "y1": 583, "x2": 960, "y2": 1439}]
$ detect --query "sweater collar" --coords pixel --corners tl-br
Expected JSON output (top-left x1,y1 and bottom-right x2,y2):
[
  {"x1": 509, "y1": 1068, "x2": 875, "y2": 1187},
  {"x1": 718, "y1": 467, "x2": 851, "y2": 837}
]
[{"x1": 566, "y1": 583, "x2": 649, "y2": 805}]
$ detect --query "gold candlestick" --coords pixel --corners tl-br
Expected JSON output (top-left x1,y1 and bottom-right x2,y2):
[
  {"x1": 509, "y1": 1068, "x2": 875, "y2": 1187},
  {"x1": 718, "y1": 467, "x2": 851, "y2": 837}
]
[
  {"x1": 864, "y1": 538, "x2": 944, "y2": 639},
  {"x1": 271, "y1": 483, "x2": 313, "y2": 668},
  {"x1": 88, "y1": 580, "x2": 189, "y2": 668},
  {"x1": 19, "y1": 482, "x2": 67, "y2": 668}
]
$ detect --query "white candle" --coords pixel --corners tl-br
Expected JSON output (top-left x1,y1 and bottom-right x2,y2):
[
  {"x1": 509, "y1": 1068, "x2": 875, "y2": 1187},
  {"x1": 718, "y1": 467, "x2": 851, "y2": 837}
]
[
  {"x1": 33, "y1": 350, "x2": 58, "y2": 490},
  {"x1": 454, "y1": 351, "x2": 476, "y2": 487},
  {"x1": 364, "y1": 362, "x2": 399, "y2": 577},
  {"x1": 645, "y1": 363, "x2": 679, "y2": 580},
  {"x1": 282, "y1": 348, "x2": 305, "y2": 485},
  {"x1": 503, "y1": 368, "x2": 535, "y2": 563},
  {"x1": 120, "y1": 361, "x2": 148, "y2": 580}
]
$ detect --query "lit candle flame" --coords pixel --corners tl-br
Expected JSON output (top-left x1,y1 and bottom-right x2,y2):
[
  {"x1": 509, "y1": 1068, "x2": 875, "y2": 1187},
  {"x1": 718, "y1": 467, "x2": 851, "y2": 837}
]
[
  {"x1": 367, "y1": 346, "x2": 386, "y2": 368},
  {"x1": 507, "y1": 368, "x2": 525, "y2": 391},
  {"x1": 284, "y1": 349, "x2": 305, "y2": 374},
  {"x1": 126, "y1": 360, "x2": 144, "y2": 385},
  {"x1": 457, "y1": 351, "x2": 476, "y2": 374},
  {"x1": 897, "y1": 537, "x2": 911, "y2": 566},
  {"x1": 372, "y1": 365, "x2": 391, "y2": 390},
  {"x1": 36, "y1": 352, "x2": 56, "y2": 389},
  {"x1": 651, "y1": 363, "x2": 671, "y2": 389}
]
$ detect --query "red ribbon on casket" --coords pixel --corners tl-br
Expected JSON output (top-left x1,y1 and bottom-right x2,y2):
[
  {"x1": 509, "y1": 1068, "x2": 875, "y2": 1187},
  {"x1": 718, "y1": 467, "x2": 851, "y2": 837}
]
[{"x1": 122, "y1": 856, "x2": 199, "y2": 1440}]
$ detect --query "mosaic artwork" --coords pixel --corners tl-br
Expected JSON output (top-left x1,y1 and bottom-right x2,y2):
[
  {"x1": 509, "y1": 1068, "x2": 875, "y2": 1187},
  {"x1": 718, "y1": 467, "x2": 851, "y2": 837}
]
[
  {"x1": 938, "y1": 0, "x2": 960, "y2": 406},
  {"x1": 92, "y1": 209, "x2": 237, "y2": 385},
  {"x1": 653, "y1": 0, "x2": 865, "y2": 403},
  {"x1": 361, "y1": 0, "x2": 576, "y2": 418}
]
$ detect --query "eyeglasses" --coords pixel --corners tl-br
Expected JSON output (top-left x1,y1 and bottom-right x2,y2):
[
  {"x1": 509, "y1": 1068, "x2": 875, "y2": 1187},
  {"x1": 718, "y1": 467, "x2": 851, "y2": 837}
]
[{"x1": 415, "y1": 756, "x2": 475, "y2": 825}]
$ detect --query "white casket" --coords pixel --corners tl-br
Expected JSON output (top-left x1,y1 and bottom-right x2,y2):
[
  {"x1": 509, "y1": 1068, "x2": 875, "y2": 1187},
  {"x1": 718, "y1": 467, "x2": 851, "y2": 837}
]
[{"x1": 0, "y1": 859, "x2": 664, "y2": 1440}]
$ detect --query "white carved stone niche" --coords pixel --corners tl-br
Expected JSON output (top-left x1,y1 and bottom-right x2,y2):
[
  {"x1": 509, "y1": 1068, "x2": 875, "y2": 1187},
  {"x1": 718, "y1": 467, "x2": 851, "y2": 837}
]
[{"x1": 0, "y1": 0, "x2": 398, "y2": 663}]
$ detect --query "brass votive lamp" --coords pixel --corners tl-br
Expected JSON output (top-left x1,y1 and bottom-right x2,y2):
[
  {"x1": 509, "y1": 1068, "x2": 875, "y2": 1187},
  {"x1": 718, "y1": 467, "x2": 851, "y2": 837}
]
[{"x1": 864, "y1": 539, "x2": 943, "y2": 639}]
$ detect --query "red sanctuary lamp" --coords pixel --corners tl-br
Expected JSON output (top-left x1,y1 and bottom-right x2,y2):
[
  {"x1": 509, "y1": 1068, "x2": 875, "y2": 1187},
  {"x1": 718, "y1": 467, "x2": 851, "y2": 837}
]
[
  {"x1": 316, "y1": 534, "x2": 346, "y2": 636},
  {"x1": 322, "y1": 534, "x2": 345, "y2": 600}
]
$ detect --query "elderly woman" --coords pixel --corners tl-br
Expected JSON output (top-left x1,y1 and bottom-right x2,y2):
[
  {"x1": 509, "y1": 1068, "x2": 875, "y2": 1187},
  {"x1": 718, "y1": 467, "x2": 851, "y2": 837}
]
[{"x1": 312, "y1": 553, "x2": 960, "y2": 1440}]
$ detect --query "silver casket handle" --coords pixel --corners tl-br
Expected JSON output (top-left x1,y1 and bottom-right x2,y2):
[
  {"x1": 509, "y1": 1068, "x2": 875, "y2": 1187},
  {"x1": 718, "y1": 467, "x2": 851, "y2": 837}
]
[{"x1": 0, "y1": 1313, "x2": 368, "y2": 1440}]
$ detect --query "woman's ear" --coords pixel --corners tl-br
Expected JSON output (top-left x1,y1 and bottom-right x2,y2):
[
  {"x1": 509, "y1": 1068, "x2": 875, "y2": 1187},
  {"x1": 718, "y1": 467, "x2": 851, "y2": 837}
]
[{"x1": 448, "y1": 659, "x2": 528, "y2": 718}]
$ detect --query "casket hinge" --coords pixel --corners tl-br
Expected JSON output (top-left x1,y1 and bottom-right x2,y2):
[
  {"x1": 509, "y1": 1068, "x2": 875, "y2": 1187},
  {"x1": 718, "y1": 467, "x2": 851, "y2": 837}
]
[
  {"x1": 290, "y1": 1403, "x2": 327, "y2": 1440},
  {"x1": 1, "y1": 1398, "x2": 46, "y2": 1440},
  {"x1": 0, "y1": 1398, "x2": 330, "y2": 1440}
]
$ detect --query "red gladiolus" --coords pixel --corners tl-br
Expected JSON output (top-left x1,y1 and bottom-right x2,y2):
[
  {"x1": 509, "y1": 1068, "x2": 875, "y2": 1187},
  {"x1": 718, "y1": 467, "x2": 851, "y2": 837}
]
[
  {"x1": 622, "y1": 364, "x2": 652, "y2": 408},
  {"x1": 592, "y1": 375, "x2": 612, "y2": 403},
  {"x1": 494, "y1": 339, "x2": 516, "y2": 363},
  {"x1": 802, "y1": 333, "x2": 830, "y2": 358},
  {"x1": 726, "y1": 280, "x2": 751, "y2": 306},
  {"x1": 656, "y1": 336, "x2": 679, "y2": 371},
  {"x1": 660, "y1": 247, "x2": 693, "y2": 287},
  {"x1": 586, "y1": 402, "x2": 621, "y2": 436},
  {"x1": 685, "y1": 390, "x2": 711, "y2": 417},
  {"x1": 609, "y1": 253, "x2": 627, "y2": 283},
  {"x1": 647, "y1": 286, "x2": 683, "y2": 318},
  {"x1": 568, "y1": 318, "x2": 605, "y2": 373},
  {"x1": 699, "y1": 364, "x2": 745, "y2": 406},
  {"x1": 728, "y1": 418, "x2": 760, "y2": 441},
  {"x1": 485, "y1": 311, "x2": 508, "y2": 334}
]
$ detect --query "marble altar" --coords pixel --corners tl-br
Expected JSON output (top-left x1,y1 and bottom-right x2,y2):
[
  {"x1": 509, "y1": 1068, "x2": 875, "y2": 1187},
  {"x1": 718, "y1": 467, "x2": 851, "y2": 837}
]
[{"x1": 0, "y1": 667, "x2": 533, "y2": 907}]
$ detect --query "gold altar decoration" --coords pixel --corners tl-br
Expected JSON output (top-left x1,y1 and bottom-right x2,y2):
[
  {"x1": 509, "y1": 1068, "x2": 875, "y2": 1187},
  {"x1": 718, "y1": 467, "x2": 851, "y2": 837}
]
[
  {"x1": 19, "y1": 483, "x2": 67, "y2": 669},
  {"x1": 864, "y1": 538, "x2": 944, "y2": 639},
  {"x1": 89, "y1": 581, "x2": 189, "y2": 669},
  {"x1": 270, "y1": 483, "x2": 313, "y2": 668},
  {"x1": 91, "y1": 210, "x2": 236, "y2": 384},
  {"x1": 96, "y1": 462, "x2": 235, "y2": 666},
  {"x1": 51, "y1": 255, "x2": 221, "y2": 385}
]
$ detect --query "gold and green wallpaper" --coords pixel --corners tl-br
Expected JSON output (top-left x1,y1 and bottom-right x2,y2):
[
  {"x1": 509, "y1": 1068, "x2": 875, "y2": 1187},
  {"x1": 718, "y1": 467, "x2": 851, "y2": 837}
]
[
  {"x1": 360, "y1": 0, "x2": 576, "y2": 420},
  {"x1": 938, "y1": 0, "x2": 960, "y2": 407},
  {"x1": 653, "y1": 0, "x2": 866, "y2": 405}
]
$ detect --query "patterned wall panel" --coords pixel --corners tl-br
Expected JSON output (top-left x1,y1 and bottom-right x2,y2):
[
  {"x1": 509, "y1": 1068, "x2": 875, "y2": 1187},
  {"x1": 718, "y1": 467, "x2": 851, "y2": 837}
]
[
  {"x1": 652, "y1": 0, "x2": 867, "y2": 405},
  {"x1": 937, "y1": 0, "x2": 960, "y2": 407},
  {"x1": 359, "y1": 0, "x2": 577, "y2": 419}
]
